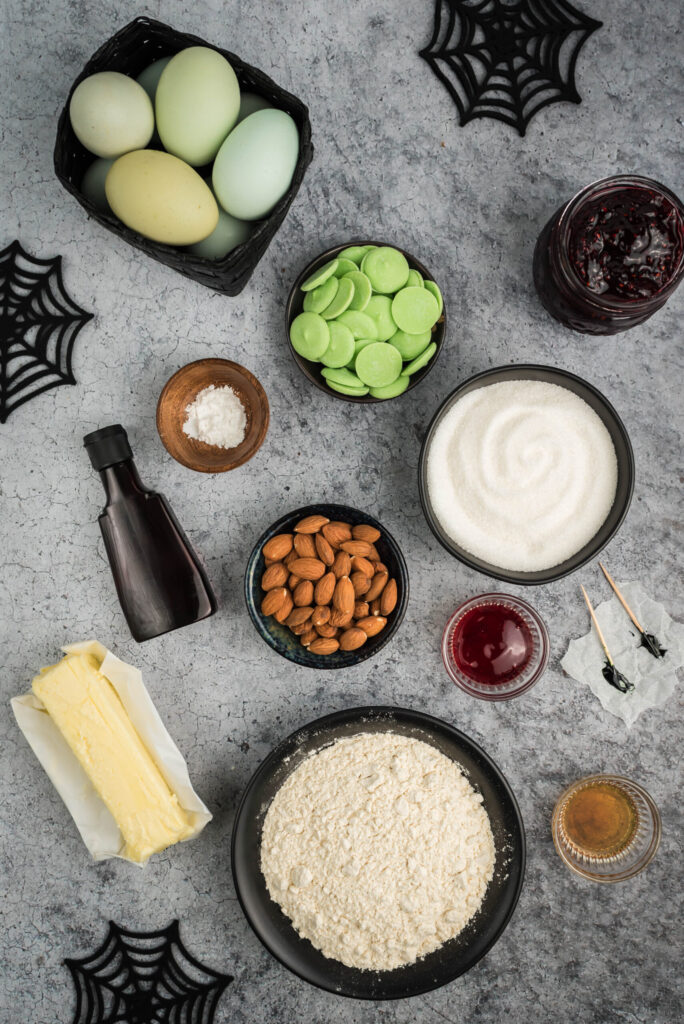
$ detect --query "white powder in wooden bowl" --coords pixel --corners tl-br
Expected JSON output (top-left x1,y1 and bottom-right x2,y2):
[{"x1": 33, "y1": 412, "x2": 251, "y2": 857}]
[
  {"x1": 182, "y1": 384, "x2": 246, "y2": 449},
  {"x1": 260, "y1": 732, "x2": 495, "y2": 971},
  {"x1": 426, "y1": 380, "x2": 618, "y2": 572}
]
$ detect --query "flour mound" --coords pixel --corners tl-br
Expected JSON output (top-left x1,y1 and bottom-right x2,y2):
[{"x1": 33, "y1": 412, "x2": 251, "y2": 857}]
[{"x1": 260, "y1": 732, "x2": 495, "y2": 970}]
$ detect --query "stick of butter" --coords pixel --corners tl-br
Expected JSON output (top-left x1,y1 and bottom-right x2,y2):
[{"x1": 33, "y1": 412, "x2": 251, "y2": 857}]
[{"x1": 11, "y1": 641, "x2": 212, "y2": 864}]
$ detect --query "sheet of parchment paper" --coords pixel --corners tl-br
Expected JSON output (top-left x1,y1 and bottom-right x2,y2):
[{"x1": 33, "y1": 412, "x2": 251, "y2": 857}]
[
  {"x1": 10, "y1": 640, "x2": 212, "y2": 864},
  {"x1": 561, "y1": 582, "x2": 684, "y2": 727}
]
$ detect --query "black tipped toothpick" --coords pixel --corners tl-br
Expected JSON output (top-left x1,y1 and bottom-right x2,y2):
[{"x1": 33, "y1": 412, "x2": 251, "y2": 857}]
[
  {"x1": 581, "y1": 585, "x2": 634, "y2": 694},
  {"x1": 599, "y1": 564, "x2": 667, "y2": 659}
]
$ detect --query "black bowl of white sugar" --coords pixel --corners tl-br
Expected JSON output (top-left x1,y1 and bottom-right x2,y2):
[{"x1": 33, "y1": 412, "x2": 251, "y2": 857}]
[
  {"x1": 231, "y1": 706, "x2": 525, "y2": 999},
  {"x1": 418, "y1": 364, "x2": 635, "y2": 585}
]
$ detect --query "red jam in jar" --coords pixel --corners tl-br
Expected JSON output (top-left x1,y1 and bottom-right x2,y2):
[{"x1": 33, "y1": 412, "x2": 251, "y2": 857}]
[
  {"x1": 533, "y1": 175, "x2": 684, "y2": 335},
  {"x1": 451, "y1": 603, "x2": 533, "y2": 685}
]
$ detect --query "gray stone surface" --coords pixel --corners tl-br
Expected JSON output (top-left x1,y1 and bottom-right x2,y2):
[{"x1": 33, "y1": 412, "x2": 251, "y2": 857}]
[{"x1": 1, "y1": 0, "x2": 682, "y2": 1021}]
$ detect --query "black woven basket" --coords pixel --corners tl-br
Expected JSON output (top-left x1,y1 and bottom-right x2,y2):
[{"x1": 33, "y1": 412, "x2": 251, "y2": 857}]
[{"x1": 53, "y1": 17, "x2": 314, "y2": 295}]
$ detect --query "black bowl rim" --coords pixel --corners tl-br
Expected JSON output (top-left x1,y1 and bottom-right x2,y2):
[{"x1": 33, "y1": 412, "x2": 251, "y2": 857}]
[
  {"x1": 418, "y1": 363, "x2": 635, "y2": 585},
  {"x1": 231, "y1": 704, "x2": 526, "y2": 1000},
  {"x1": 243, "y1": 503, "x2": 409, "y2": 669},
  {"x1": 286, "y1": 240, "x2": 447, "y2": 403}
]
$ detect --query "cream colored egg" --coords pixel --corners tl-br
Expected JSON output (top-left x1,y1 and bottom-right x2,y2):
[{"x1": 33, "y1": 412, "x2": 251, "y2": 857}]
[
  {"x1": 156, "y1": 47, "x2": 240, "y2": 167},
  {"x1": 69, "y1": 72, "x2": 154, "y2": 158},
  {"x1": 105, "y1": 150, "x2": 219, "y2": 245},
  {"x1": 212, "y1": 109, "x2": 299, "y2": 221}
]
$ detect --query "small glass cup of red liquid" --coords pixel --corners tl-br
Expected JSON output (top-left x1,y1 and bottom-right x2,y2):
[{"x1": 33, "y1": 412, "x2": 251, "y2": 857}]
[
  {"x1": 533, "y1": 174, "x2": 684, "y2": 335},
  {"x1": 442, "y1": 594, "x2": 549, "y2": 701}
]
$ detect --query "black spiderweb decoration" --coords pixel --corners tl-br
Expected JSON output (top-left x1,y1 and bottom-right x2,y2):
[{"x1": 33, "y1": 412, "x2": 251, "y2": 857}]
[
  {"x1": 65, "y1": 921, "x2": 233, "y2": 1024},
  {"x1": 420, "y1": 0, "x2": 603, "y2": 135},
  {"x1": 0, "y1": 240, "x2": 93, "y2": 423}
]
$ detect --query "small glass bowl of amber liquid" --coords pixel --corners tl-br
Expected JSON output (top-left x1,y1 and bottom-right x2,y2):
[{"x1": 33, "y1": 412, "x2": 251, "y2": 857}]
[{"x1": 552, "y1": 775, "x2": 661, "y2": 883}]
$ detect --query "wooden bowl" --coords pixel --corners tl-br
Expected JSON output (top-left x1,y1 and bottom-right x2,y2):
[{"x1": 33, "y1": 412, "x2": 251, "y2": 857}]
[{"x1": 157, "y1": 359, "x2": 269, "y2": 472}]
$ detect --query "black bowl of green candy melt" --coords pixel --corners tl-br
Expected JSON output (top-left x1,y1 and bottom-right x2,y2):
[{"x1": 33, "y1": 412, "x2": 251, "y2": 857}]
[
  {"x1": 286, "y1": 241, "x2": 446, "y2": 403},
  {"x1": 244, "y1": 503, "x2": 409, "y2": 668},
  {"x1": 232, "y1": 705, "x2": 525, "y2": 999}
]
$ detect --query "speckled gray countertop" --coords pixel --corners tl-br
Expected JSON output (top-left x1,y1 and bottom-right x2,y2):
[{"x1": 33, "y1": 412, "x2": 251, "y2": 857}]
[{"x1": 1, "y1": 1, "x2": 682, "y2": 1022}]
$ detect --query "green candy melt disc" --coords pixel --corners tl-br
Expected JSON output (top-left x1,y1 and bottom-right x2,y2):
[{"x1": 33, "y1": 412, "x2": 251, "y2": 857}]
[
  {"x1": 321, "y1": 366, "x2": 366, "y2": 388},
  {"x1": 343, "y1": 271, "x2": 372, "y2": 311},
  {"x1": 424, "y1": 279, "x2": 443, "y2": 316},
  {"x1": 327, "y1": 381, "x2": 370, "y2": 397},
  {"x1": 406, "y1": 269, "x2": 424, "y2": 288},
  {"x1": 334, "y1": 258, "x2": 358, "y2": 277},
  {"x1": 320, "y1": 321, "x2": 355, "y2": 367},
  {"x1": 388, "y1": 328, "x2": 432, "y2": 361},
  {"x1": 336, "y1": 309, "x2": 378, "y2": 340},
  {"x1": 355, "y1": 342, "x2": 403, "y2": 388},
  {"x1": 321, "y1": 276, "x2": 355, "y2": 319},
  {"x1": 300, "y1": 259, "x2": 339, "y2": 292},
  {"x1": 339, "y1": 244, "x2": 374, "y2": 264},
  {"x1": 391, "y1": 286, "x2": 440, "y2": 333},
  {"x1": 302, "y1": 275, "x2": 339, "y2": 314},
  {"x1": 369, "y1": 375, "x2": 410, "y2": 399},
  {"x1": 289, "y1": 312, "x2": 330, "y2": 360},
  {"x1": 360, "y1": 246, "x2": 410, "y2": 294},
  {"x1": 403, "y1": 341, "x2": 437, "y2": 376},
  {"x1": 364, "y1": 294, "x2": 397, "y2": 341}
]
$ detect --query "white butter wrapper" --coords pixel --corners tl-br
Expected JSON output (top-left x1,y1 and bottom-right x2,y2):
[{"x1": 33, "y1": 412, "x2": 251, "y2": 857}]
[{"x1": 10, "y1": 640, "x2": 212, "y2": 864}]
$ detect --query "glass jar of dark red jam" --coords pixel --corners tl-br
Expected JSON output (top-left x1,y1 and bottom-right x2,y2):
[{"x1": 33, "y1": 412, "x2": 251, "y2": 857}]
[{"x1": 533, "y1": 175, "x2": 684, "y2": 335}]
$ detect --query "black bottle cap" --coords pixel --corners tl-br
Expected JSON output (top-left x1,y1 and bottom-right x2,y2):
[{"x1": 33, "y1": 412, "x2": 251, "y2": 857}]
[{"x1": 83, "y1": 424, "x2": 133, "y2": 471}]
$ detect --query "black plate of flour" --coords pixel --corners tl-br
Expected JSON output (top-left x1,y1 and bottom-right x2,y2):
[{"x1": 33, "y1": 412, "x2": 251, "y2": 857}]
[{"x1": 231, "y1": 706, "x2": 525, "y2": 999}]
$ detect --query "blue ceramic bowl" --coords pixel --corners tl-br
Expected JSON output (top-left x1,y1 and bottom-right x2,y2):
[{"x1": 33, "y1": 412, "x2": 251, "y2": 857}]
[{"x1": 244, "y1": 503, "x2": 409, "y2": 669}]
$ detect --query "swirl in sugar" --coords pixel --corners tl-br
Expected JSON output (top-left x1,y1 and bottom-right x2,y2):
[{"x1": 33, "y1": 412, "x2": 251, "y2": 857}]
[{"x1": 427, "y1": 380, "x2": 618, "y2": 572}]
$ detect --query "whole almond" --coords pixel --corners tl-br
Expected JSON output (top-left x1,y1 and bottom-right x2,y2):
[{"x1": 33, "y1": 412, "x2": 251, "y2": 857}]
[
  {"x1": 322, "y1": 522, "x2": 352, "y2": 547},
  {"x1": 290, "y1": 557, "x2": 326, "y2": 581},
  {"x1": 261, "y1": 563, "x2": 288, "y2": 590},
  {"x1": 339, "y1": 627, "x2": 368, "y2": 651},
  {"x1": 274, "y1": 591, "x2": 294, "y2": 624},
  {"x1": 288, "y1": 573, "x2": 301, "y2": 590},
  {"x1": 372, "y1": 561, "x2": 389, "y2": 576},
  {"x1": 333, "y1": 575, "x2": 355, "y2": 615},
  {"x1": 311, "y1": 605, "x2": 331, "y2": 627},
  {"x1": 352, "y1": 524, "x2": 381, "y2": 543},
  {"x1": 261, "y1": 587, "x2": 288, "y2": 617},
  {"x1": 380, "y1": 578, "x2": 398, "y2": 615},
  {"x1": 294, "y1": 514, "x2": 330, "y2": 534},
  {"x1": 314, "y1": 571, "x2": 336, "y2": 605},
  {"x1": 370, "y1": 598, "x2": 382, "y2": 615},
  {"x1": 293, "y1": 580, "x2": 314, "y2": 607},
  {"x1": 365, "y1": 571, "x2": 389, "y2": 602},
  {"x1": 290, "y1": 620, "x2": 311, "y2": 636},
  {"x1": 315, "y1": 623, "x2": 338, "y2": 638},
  {"x1": 330, "y1": 607, "x2": 353, "y2": 628},
  {"x1": 340, "y1": 540, "x2": 373, "y2": 557},
  {"x1": 332, "y1": 550, "x2": 352, "y2": 579},
  {"x1": 294, "y1": 533, "x2": 317, "y2": 559},
  {"x1": 351, "y1": 555, "x2": 375, "y2": 577},
  {"x1": 285, "y1": 550, "x2": 300, "y2": 569},
  {"x1": 357, "y1": 615, "x2": 387, "y2": 637},
  {"x1": 350, "y1": 572, "x2": 371, "y2": 597},
  {"x1": 264, "y1": 556, "x2": 279, "y2": 567},
  {"x1": 300, "y1": 628, "x2": 317, "y2": 647},
  {"x1": 367, "y1": 543, "x2": 381, "y2": 561},
  {"x1": 315, "y1": 532, "x2": 335, "y2": 566},
  {"x1": 263, "y1": 534, "x2": 293, "y2": 561},
  {"x1": 354, "y1": 601, "x2": 370, "y2": 619},
  {"x1": 286, "y1": 606, "x2": 313, "y2": 628},
  {"x1": 308, "y1": 637, "x2": 340, "y2": 655}
]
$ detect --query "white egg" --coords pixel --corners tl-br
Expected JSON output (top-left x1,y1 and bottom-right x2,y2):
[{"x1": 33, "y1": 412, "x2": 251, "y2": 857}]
[
  {"x1": 212, "y1": 108, "x2": 299, "y2": 221},
  {"x1": 69, "y1": 71, "x2": 154, "y2": 158}
]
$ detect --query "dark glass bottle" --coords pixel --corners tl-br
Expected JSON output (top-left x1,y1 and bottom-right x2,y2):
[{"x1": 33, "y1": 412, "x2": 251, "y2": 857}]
[
  {"x1": 83, "y1": 425, "x2": 217, "y2": 642},
  {"x1": 533, "y1": 175, "x2": 684, "y2": 335}
]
